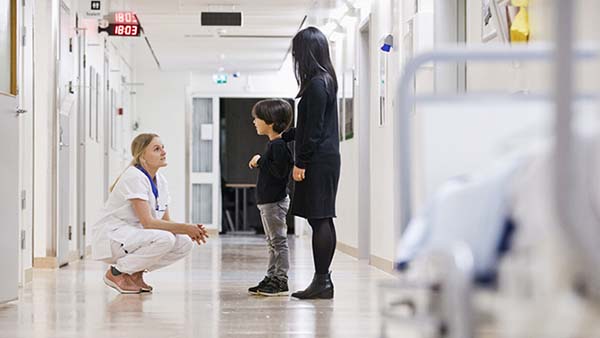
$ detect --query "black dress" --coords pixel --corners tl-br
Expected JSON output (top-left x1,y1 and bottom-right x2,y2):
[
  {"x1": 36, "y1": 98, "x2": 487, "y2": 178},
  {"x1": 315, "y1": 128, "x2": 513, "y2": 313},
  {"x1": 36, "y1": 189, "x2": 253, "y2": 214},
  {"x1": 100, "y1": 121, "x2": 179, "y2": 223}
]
[{"x1": 283, "y1": 76, "x2": 341, "y2": 219}]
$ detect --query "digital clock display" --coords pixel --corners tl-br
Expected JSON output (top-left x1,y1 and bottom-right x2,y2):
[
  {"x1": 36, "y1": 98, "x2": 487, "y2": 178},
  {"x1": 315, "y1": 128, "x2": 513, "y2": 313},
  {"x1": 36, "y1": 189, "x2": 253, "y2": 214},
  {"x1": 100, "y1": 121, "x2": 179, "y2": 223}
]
[
  {"x1": 114, "y1": 12, "x2": 138, "y2": 24},
  {"x1": 99, "y1": 12, "x2": 142, "y2": 37},
  {"x1": 113, "y1": 24, "x2": 139, "y2": 36},
  {"x1": 100, "y1": 23, "x2": 140, "y2": 36}
]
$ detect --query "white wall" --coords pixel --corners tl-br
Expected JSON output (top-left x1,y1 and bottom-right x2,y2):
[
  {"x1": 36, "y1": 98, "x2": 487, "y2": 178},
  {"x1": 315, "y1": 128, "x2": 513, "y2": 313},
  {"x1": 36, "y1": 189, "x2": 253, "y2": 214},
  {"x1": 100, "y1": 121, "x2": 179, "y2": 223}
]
[
  {"x1": 133, "y1": 41, "x2": 297, "y2": 227},
  {"x1": 33, "y1": 0, "x2": 55, "y2": 258},
  {"x1": 133, "y1": 69, "x2": 191, "y2": 223},
  {"x1": 367, "y1": 0, "x2": 398, "y2": 264},
  {"x1": 329, "y1": 0, "x2": 403, "y2": 265},
  {"x1": 32, "y1": 0, "x2": 136, "y2": 262}
]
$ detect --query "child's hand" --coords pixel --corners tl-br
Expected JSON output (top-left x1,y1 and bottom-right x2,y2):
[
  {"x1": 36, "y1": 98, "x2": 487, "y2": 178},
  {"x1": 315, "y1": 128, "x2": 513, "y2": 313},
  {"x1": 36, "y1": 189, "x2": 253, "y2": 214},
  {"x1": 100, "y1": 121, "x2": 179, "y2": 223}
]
[
  {"x1": 249, "y1": 154, "x2": 261, "y2": 169},
  {"x1": 292, "y1": 166, "x2": 306, "y2": 182}
]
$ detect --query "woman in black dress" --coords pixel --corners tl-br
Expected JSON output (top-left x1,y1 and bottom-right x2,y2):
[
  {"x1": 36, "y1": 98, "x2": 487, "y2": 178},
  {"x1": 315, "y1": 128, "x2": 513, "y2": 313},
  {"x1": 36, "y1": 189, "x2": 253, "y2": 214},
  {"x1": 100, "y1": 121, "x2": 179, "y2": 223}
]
[{"x1": 283, "y1": 27, "x2": 340, "y2": 299}]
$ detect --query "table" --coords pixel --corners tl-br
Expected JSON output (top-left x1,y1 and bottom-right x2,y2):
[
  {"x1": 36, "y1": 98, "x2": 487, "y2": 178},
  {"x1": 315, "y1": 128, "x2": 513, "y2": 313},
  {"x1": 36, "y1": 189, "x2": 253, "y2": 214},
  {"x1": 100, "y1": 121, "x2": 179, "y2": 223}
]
[{"x1": 225, "y1": 184, "x2": 256, "y2": 231}]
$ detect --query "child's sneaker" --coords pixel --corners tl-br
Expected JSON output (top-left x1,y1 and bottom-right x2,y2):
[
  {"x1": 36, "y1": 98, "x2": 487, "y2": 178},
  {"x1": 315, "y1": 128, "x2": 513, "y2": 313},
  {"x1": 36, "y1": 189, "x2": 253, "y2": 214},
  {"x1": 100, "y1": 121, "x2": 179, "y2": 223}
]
[
  {"x1": 248, "y1": 276, "x2": 271, "y2": 295},
  {"x1": 258, "y1": 277, "x2": 289, "y2": 297}
]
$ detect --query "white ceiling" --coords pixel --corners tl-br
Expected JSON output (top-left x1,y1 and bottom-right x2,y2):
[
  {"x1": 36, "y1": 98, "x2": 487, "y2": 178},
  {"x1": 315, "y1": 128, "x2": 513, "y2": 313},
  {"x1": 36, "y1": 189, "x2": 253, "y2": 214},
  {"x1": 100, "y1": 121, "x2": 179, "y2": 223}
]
[{"x1": 126, "y1": 0, "x2": 339, "y2": 72}]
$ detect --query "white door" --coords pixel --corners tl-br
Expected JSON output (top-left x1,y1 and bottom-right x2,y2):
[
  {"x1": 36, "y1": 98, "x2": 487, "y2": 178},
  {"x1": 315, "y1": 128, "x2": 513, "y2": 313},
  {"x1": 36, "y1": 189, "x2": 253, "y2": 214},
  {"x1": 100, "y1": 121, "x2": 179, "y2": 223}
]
[
  {"x1": 18, "y1": 0, "x2": 35, "y2": 282},
  {"x1": 76, "y1": 18, "x2": 86, "y2": 258},
  {"x1": 358, "y1": 20, "x2": 371, "y2": 261},
  {"x1": 0, "y1": 0, "x2": 20, "y2": 303},
  {"x1": 0, "y1": 93, "x2": 20, "y2": 303},
  {"x1": 103, "y1": 55, "x2": 109, "y2": 202},
  {"x1": 189, "y1": 97, "x2": 221, "y2": 231},
  {"x1": 57, "y1": 4, "x2": 75, "y2": 266}
]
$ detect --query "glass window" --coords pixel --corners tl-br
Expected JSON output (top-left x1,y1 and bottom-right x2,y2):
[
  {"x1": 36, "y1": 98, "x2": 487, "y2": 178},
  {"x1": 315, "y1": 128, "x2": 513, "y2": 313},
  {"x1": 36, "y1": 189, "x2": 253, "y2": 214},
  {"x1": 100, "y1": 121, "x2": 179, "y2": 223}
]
[
  {"x1": 192, "y1": 184, "x2": 212, "y2": 224},
  {"x1": 192, "y1": 98, "x2": 213, "y2": 172},
  {"x1": 0, "y1": 0, "x2": 14, "y2": 94}
]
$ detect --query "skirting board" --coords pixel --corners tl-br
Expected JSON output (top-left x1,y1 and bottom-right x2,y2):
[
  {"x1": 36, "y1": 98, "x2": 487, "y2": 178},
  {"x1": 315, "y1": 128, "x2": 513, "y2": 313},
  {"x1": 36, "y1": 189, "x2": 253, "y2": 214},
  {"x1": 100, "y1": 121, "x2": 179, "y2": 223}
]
[
  {"x1": 336, "y1": 241, "x2": 395, "y2": 274},
  {"x1": 24, "y1": 268, "x2": 33, "y2": 284},
  {"x1": 336, "y1": 241, "x2": 359, "y2": 258},
  {"x1": 67, "y1": 250, "x2": 80, "y2": 263},
  {"x1": 33, "y1": 257, "x2": 58, "y2": 269},
  {"x1": 34, "y1": 250, "x2": 82, "y2": 269},
  {"x1": 369, "y1": 254, "x2": 395, "y2": 274}
]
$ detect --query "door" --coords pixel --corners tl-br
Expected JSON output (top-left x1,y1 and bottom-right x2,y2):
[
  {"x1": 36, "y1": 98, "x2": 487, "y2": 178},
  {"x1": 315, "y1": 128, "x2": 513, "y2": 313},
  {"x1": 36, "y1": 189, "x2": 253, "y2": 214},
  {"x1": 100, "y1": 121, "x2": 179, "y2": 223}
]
[
  {"x1": 76, "y1": 18, "x2": 86, "y2": 258},
  {"x1": 57, "y1": 3, "x2": 75, "y2": 266},
  {"x1": 103, "y1": 54, "x2": 109, "y2": 202},
  {"x1": 0, "y1": 94, "x2": 19, "y2": 302},
  {"x1": 0, "y1": 0, "x2": 19, "y2": 304},
  {"x1": 358, "y1": 20, "x2": 371, "y2": 261},
  {"x1": 189, "y1": 97, "x2": 220, "y2": 231},
  {"x1": 18, "y1": 0, "x2": 34, "y2": 282}
]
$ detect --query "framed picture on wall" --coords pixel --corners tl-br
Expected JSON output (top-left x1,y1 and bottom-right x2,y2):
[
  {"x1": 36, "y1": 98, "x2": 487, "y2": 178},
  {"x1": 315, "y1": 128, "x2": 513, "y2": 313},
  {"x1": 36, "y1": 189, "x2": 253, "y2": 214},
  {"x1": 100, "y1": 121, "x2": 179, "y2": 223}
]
[
  {"x1": 344, "y1": 68, "x2": 355, "y2": 140},
  {"x1": 481, "y1": 0, "x2": 510, "y2": 43},
  {"x1": 338, "y1": 97, "x2": 344, "y2": 142}
]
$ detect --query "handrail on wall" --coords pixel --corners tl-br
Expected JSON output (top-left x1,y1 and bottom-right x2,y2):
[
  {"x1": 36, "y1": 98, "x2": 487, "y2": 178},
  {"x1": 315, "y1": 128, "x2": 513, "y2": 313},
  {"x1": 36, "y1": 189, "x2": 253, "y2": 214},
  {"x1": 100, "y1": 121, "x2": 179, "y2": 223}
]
[{"x1": 393, "y1": 43, "x2": 600, "y2": 268}]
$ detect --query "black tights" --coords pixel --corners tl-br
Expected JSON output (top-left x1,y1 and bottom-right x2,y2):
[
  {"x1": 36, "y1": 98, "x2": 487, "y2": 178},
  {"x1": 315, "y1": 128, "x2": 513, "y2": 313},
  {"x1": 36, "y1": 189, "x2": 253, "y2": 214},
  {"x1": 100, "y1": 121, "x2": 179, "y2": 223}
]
[{"x1": 308, "y1": 218, "x2": 337, "y2": 274}]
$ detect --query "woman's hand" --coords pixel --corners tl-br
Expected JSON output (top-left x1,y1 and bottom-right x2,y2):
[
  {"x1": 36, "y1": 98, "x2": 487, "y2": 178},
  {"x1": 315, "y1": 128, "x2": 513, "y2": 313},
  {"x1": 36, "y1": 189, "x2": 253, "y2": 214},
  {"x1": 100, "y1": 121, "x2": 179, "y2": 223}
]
[
  {"x1": 292, "y1": 166, "x2": 306, "y2": 182},
  {"x1": 248, "y1": 154, "x2": 261, "y2": 169},
  {"x1": 185, "y1": 224, "x2": 209, "y2": 245}
]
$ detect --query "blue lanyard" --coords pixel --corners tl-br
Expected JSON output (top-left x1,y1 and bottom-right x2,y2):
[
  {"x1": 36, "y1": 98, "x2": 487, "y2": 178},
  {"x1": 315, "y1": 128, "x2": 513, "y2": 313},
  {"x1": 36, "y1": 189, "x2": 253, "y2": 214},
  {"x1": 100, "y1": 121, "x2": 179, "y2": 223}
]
[{"x1": 135, "y1": 165, "x2": 159, "y2": 211}]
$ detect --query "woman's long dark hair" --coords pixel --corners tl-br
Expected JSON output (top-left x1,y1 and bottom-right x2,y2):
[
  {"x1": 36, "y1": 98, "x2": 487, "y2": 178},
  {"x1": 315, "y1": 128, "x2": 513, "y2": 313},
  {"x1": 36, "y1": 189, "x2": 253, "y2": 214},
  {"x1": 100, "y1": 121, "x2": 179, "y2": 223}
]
[{"x1": 292, "y1": 26, "x2": 338, "y2": 98}]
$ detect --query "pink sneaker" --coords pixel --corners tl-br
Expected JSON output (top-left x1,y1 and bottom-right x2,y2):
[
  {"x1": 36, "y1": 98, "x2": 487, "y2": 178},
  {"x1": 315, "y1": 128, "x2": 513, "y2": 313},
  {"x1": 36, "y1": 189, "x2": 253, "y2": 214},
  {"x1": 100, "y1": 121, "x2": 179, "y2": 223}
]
[
  {"x1": 103, "y1": 268, "x2": 141, "y2": 294},
  {"x1": 131, "y1": 271, "x2": 153, "y2": 292}
]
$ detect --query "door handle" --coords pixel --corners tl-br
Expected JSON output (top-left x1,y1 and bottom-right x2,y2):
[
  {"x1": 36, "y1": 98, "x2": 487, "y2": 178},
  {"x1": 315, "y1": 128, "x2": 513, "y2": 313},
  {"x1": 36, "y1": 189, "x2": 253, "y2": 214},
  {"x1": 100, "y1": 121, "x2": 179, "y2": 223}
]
[{"x1": 16, "y1": 108, "x2": 27, "y2": 116}]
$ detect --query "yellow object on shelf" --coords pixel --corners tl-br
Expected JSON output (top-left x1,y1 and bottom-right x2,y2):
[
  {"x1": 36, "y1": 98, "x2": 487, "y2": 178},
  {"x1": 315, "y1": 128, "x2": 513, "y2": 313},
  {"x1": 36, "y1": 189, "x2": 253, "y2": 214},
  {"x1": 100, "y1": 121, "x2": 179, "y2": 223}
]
[{"x1": 510, "y1": 7, "x2": 530, "y2": 43}]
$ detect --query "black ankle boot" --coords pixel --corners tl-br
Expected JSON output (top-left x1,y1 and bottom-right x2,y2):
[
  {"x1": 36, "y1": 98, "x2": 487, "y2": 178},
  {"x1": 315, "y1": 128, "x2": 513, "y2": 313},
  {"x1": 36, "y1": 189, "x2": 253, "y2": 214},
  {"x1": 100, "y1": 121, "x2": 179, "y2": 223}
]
[{"x1": 291, "y1": 272, "x2": 334, "y2": 299}]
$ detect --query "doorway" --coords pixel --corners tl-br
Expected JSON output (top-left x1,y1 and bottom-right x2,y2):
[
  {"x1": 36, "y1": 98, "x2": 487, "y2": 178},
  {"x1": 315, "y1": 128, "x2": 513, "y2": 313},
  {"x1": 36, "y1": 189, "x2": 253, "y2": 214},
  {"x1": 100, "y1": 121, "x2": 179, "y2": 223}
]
[
  {"x1": 0, "y1": 0, "x2": 19, "y2": 302},
  {"x1": 76, "y1": 15, "x2": 86, "y2": 258},
  {"x1": 57, "y1": 2, "x2": 76, "y2": 267},
  {"x1": 18, "y1": 0, "x2": 35, "y2": 282},
  {"x1": 358, "y1": 19, "x2": 371, "y2": 261},
  {"x1": 189, "y1": 97, "x2": 220, "y2": 231},
  {"x1": 219, "y1": 98, "x2": 295, "y2": 234}
]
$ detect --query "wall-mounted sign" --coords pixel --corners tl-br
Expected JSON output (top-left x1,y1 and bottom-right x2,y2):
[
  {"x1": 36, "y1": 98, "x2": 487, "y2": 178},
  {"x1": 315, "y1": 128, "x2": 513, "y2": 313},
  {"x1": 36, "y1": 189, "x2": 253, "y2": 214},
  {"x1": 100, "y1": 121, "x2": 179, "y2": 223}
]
[
  {"x1": 81, "y1": 0, "x2": 106, "y2": 18},
  {"x1": 98, "y1": 12, "x2": 141, "y2": 37}
]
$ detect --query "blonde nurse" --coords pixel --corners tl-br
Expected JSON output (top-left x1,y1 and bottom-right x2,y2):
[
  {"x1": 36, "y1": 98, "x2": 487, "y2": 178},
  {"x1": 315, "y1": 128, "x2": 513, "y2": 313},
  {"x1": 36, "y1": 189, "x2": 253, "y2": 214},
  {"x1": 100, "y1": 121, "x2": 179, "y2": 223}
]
[{"x1": 91, "y1": 133, "x2": 209, "y2": 294}]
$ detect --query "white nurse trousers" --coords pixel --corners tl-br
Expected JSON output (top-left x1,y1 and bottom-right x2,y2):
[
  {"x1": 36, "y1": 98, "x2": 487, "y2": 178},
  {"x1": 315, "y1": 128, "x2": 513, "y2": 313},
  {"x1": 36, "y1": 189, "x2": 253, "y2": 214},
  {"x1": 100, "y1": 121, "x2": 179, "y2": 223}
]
[{"x1": 108, "y1": 229, "x2": 194, "y2": 274}]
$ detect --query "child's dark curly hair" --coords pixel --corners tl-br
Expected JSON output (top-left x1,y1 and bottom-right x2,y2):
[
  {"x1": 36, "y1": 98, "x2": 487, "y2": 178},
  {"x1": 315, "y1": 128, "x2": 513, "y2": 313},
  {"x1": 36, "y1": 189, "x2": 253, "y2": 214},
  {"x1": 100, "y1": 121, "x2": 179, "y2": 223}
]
[{"x1": 251, "y1": 99, "x2": 293, "y2": 134}]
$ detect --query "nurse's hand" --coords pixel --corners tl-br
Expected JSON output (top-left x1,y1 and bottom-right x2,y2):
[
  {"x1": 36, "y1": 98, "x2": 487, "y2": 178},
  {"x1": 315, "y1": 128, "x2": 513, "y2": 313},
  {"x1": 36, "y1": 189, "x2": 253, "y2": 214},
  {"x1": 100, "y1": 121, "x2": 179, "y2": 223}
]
[
  {"x1": 185, "y1": 224, "x2": 208, "y2": 245},
  {"x1": 292, "y1": 166, "x2": 305, "y2": 182}
]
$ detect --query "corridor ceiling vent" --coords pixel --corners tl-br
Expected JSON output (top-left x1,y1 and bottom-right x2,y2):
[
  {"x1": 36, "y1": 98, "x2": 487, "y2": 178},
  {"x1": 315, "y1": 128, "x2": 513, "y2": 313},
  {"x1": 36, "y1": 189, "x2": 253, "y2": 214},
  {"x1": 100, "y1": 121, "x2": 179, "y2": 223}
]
[{"x1": 201, "y1": 12, "x2": 243, "y2": 26}]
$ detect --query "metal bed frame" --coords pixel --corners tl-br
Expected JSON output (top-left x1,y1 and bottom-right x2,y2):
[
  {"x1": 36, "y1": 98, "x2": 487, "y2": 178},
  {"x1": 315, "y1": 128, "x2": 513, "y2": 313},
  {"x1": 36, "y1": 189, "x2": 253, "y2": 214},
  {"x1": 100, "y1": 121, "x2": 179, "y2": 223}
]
[{"x1": 380, "y1": 1, "x2": 600, "y2": 337}]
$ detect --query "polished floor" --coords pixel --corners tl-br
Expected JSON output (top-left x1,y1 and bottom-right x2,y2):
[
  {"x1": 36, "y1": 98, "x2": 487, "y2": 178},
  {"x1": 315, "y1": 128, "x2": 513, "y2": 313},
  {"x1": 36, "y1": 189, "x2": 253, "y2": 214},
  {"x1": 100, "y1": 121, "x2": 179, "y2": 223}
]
[{"x1": 0, "y1": 235, "x2": 397, "y2": 338}]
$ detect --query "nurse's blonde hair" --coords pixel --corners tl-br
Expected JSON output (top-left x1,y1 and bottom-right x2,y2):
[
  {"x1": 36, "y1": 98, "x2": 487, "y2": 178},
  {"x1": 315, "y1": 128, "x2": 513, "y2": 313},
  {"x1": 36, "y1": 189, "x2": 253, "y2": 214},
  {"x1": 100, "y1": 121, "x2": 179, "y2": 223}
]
[{"x1": 109, "y1": 133, "x2": 160, "y2": 192}]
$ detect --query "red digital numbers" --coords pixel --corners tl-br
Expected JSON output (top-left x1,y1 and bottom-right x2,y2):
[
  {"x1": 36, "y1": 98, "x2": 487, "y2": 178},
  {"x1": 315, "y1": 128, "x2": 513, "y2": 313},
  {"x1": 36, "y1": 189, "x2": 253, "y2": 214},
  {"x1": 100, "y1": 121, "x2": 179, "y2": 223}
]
[
  {"x1": 114, "y1": 12, "x2": 138, "y2": 24},
  {"x1": 112, "y1": 24, "x2": 139, "y2": 36}
]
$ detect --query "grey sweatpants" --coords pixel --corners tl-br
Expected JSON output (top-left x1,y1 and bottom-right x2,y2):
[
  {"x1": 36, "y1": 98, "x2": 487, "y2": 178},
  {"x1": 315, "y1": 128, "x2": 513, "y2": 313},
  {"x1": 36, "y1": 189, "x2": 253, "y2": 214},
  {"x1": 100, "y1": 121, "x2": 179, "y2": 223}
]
[{"x1": 257, "y1": 196, "x2": 290, "y2": 280}]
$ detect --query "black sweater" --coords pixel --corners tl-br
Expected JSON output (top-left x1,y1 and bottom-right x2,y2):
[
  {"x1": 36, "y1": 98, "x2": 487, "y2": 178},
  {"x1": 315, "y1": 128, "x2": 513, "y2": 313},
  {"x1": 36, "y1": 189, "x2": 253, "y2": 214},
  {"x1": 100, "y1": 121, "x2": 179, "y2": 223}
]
[
  {"x1": 255, "y1": 138, "x2": 293, "y2": 204},
  {"x1": 283, "y1": 76, "x2": 340, "y2": 168}
]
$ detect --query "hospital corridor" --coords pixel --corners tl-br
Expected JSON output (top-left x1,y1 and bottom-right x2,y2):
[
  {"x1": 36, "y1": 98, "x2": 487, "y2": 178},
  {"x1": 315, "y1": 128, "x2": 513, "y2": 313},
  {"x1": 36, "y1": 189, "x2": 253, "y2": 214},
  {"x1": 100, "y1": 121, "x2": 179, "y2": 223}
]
[{"x1": 2, "y1": 0, "x2": 600, "y2": 337}]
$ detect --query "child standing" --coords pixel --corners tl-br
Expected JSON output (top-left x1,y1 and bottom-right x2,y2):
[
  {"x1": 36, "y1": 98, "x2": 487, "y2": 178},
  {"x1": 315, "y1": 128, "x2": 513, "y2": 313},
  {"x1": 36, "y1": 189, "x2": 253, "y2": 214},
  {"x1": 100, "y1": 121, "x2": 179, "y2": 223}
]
[{"x1": 247, "y1": 99, "x2": 294, "y2": 296}]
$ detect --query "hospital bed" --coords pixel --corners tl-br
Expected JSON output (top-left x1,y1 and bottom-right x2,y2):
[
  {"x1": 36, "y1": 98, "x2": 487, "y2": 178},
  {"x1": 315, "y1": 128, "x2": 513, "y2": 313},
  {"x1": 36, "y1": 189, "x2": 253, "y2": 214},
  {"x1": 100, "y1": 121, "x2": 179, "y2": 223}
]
[{"x1": 379, "y1": 2, "x2": 600, "y2": 337}]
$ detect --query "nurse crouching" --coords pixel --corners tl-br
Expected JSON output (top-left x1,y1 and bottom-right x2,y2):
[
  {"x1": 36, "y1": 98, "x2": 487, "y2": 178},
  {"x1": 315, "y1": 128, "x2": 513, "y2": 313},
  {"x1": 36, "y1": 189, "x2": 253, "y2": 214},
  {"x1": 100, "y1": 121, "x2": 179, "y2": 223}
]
[{"x1": 91, "y1": 133, "x2": 209, "y2": 294}]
